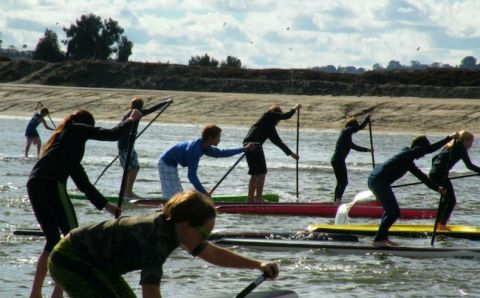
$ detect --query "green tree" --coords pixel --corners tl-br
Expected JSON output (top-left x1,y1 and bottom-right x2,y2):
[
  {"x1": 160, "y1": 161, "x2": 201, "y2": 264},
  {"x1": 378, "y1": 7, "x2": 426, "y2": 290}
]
[
  {"x1": 63, "y1": 14, "x2": 129, "y2": 60},
  {"x1": 33, "y1": 29, "x2": 64, "y2": 62},
  {"x1": 117, "y1": 36, "x2": 133, "y2": 62},
  {"x1": 220, "y1": 56, "x2": 242, "y2": 68},
  {"x1": 460, "y1": 56, "x2": 477, "y2": 69},
  {"x1": 188, "y1": 53, "x2": 219, "y2": 67}
]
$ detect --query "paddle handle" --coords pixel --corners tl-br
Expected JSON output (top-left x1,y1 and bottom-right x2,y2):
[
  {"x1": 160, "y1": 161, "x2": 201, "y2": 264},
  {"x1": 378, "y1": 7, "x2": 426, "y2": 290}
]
[
  {"x1": 296, "y1": 109, "x2": 300, "y2": 201},
  {"x1": 234, "y1": 273, "x2": 268, "y2": 298},
  {"x1": 368, "y1": 117, "x2": 375, "y2": 169}
]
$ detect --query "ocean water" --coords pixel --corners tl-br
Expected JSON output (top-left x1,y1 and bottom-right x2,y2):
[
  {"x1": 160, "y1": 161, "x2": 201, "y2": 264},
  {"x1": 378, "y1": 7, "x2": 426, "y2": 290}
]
[{"x1": 1, "y1": 115, "x2": 480, "y2": 297}]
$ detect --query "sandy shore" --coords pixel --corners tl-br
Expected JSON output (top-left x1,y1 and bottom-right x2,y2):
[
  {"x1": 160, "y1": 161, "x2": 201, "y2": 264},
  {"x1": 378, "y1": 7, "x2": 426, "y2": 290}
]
[{"x1": 1, "y1": 83, "x2": 479, "y2": 134}]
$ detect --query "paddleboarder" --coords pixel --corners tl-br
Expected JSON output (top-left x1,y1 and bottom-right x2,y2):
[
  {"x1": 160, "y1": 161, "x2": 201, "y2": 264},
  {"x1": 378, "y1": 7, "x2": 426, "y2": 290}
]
[
  {"x1": 368, "y1": 133, "x2": 458, "y2": 247},
  {"x1": 25, "y1": 107, "x2": 54, "y2": 157},
  {"x1": 48, "y1": 190, "x2": 279, "y2": 297},
  {"x1": 158, "y1": 124, "x2": 253, "y2": 199},
  {"x1": 243, "y1": 103, "x2": 301, "y2": 203},
  {"x1": 331, "y1": 114, "x2": 373, "y2": 205},
  {"x1": 118, "y1": 96, "x2": 173, "y2": 199},
  {"x1": 27, "y1": 108, "x2": 142, "y2": 298},
  {"x1": 429, "y1": 130, "x2": 480, "y2": 230}
]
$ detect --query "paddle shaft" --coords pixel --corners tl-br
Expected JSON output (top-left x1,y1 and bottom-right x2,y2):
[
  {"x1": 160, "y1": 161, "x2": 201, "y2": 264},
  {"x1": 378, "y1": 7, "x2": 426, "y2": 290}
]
[
  {"x1": 296, "y1": 109, "x2": 300, "y2": 201},
  {"x1": 209, "y1": 153, "x2": 245, "y2": 195},
  {"x1": 117, "y1": 120, "x2": 139, "y2": 215},
  {"x1": 368, "y1": 117, "x2": 375, "y2": 168},
  {"x1": 431, "y1": 139, "x2": 456, "y2": 246},
  {"x1": 94, "y1": 100, "x2": 171, "y2": 185},
  {"x1": 234, "y1": 273, "x2": 268, "y2": 298},
  {"x1": 392, "y1": 173, "x2": 480, "y2": 188}
]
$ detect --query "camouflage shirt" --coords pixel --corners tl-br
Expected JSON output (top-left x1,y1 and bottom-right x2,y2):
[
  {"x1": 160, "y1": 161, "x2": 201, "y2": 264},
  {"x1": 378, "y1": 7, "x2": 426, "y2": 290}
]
[{"x1": 70, "y1": 211, "x2": 179, "y2": 285}]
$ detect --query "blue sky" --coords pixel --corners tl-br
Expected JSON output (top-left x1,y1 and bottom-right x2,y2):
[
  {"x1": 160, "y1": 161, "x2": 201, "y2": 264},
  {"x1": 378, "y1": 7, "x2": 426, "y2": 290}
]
[{"x1": 1, "y1": 0, "x2": 479, "y2": 69}]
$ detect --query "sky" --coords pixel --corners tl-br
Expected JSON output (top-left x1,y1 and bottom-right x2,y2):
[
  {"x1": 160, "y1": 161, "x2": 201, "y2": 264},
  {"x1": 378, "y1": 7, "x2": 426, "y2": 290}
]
[{"x1": 1, "y1": 0, "x2": 480, "y2": 69}]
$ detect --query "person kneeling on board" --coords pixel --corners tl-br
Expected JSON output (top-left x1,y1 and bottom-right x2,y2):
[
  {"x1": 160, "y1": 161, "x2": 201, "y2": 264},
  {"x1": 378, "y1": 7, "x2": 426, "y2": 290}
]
[
  {"x1": 368, "y1": 132, "x2": 459, "y2": 247},
  {"x1": 48, "y1": 190, "x2": 279, "y2": 297}
]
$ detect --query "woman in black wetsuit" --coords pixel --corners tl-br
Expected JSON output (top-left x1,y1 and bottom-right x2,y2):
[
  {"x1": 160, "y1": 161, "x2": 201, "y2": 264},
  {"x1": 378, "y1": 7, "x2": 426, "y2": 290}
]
[
  {"x1": 27, "y1": 108, "x2": 142, "y2": 298},
  {"x1": 331, "y1": 115, "x2": 372, "y2": 204},
  {"x1": 429, "y1": 130, "x2": 480, "y2": 230}
]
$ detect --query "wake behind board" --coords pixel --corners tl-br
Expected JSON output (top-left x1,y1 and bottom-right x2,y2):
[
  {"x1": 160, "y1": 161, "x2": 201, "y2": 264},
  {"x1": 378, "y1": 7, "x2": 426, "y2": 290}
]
[
  {"x1": 308, "y1": 224, "x2": 480, "y2": 240},
  {"x1": 209, "y1": 290, "x2": 298, "y2": 298},
  {"x1": 69, "y1": 193, "x2": 279, "y2": 203},
  {"x1": 215, "y1": 238, "x2": 480, "y2": 259}
]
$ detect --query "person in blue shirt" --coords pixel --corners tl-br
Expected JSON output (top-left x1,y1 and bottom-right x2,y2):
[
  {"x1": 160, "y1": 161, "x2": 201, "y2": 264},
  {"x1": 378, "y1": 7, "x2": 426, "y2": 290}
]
[
  {"x1": 331, "y1": 115, "x2": 372, "y2": 204},
  {"x1": 429, "y1": 130, "x2": 480, "y2": 230},
  {"x1": 25, "y1": 107, "x2": 54, "y2": 157},
  {"x1": 158, "y1": 124, "x2": 253, "y2": 199},
  {"x1": 368, "y1": 133, "x2": 457, "y2": 247}
]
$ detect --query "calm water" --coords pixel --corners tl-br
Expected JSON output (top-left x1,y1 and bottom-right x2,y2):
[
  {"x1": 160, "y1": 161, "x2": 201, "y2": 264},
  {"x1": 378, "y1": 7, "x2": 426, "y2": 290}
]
[{"x1": 1, "y1": 115, "x2": 480, "y2": 297}]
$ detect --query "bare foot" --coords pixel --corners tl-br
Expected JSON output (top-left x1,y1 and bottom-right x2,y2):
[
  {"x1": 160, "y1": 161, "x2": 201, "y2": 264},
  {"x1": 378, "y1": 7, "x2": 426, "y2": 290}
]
[
  {"x1": 334, "y1": 199, "x2": 342, "y2": 206},
  {"x1": 372, "y1": 239, "x2": 399, "y2": 247},
  {"x1": 254, "y1": 198, "x2": 264, "y2": 203},
  {"x1": 436, "y1": 224, "x2": 450, "y2": 231}
]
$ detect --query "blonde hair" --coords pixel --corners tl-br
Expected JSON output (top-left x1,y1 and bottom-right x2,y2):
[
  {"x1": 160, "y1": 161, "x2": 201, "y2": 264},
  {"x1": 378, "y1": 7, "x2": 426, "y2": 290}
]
[
  {"x1": 268, "y1": 104, "x2": 282, "y2": 113},
  {"x1": 130, "y1": 96, "x2": 144, "y2": 109},
  {"x1": 163, "y1": 190, "x2": 216, "y2": 226},
  {"x1": 446, "y1": 130, "x2": 474, "y2": 149}
]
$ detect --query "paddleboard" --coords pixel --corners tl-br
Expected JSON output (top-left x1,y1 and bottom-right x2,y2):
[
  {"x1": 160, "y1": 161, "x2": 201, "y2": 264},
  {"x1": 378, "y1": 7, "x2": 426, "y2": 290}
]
[
  {"x1": 307, "y1": 224, "x2": 480, "y2": 240},
  {"x1": 69, "y1": 193, "x2": 279, "y2": 203},
  {"x1": 215, "y1": 238, "x2": 480, "y2": 259}
]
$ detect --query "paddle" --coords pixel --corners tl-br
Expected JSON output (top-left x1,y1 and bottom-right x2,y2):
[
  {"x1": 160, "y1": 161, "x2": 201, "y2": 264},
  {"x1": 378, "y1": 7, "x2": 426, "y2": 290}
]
[
  {"x1": 234, "y1": 273, "x2": 268, "y2": 298},
  {"x1": 368, "y1": 117, "x2": 375, "y2": 169},
  {"x1": 393, "y1": 173, "x2": 480, "y2": 188},
  {"x1": 116, "y1": 120, "x2": 139, "y2": 217},
  {"x1": 296, "y1": 108, "x2": 300, "y2": 202},
  {"x1": 431, "y1": 139, "x2": 456, "y2": 246},
  {"x1": 38, "y1": 101, "x2": 56, "y2": 129},
  {"x1": 94, "y1": 100, "x2": 172, "y2": 185},
  {"x1": 208, "y1": 153, "x2": 246, "y2": 196}
]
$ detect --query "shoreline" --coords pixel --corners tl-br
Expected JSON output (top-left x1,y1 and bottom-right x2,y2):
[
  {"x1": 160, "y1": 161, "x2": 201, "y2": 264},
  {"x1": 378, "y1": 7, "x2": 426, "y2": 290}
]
[{"x1": 1, "y1": 83, "x2": 479, "y2": 134}]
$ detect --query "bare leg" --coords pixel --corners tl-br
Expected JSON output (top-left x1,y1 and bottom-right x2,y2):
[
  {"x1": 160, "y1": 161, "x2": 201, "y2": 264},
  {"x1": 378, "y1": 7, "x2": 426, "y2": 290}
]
[
  {"x1": 247, "y1": 175, "x2": 256, "y2": 203},
  {"x1": 36, "y1": 141, "x2": 42, "y2": 157},
  {"x1": 125, "y1": 169, "x2": 139, "y2": 197},
  {"x1": 30, "y1": 250, "x2": 48, "y2": 298},
  {"x1": 255, "y1": 174, "x2": 266, "y2": 202},
  {"x1": 25, "y1": 140, "x2": 31, "y2": 157}
]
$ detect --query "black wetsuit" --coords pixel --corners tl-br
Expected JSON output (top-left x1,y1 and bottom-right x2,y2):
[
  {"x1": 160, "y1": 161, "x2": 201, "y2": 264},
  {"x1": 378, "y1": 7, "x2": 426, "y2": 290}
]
[
  {"x1": 330, "y1": 117, "x2": 370, "y2": 201},
  {"x1": 429, "y1": 142, "x2": 480, "y2": 224},
  {"x1": 243, "y1": 109, "x2": 295, "y2": 175},
  {"x1": 368, "y1": 136, "x2": 451, "y2": 242},
  {"x1": 28, "y1": 120, "x2": 133, "y2": 251}
]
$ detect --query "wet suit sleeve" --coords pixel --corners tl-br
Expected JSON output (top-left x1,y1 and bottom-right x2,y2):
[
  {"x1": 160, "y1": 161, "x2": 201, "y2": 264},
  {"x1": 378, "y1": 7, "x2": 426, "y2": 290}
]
[
  {"x1": 408, "y1": 163, "x2": 439, "y2": 191},
  {"x1": 140, "y1": 100, "x2": 170, "y2": 116},
  {"x1": 460, "y1": 147, "x2": 480, "y2": 173},
  {"x1": 269, "y1": 129, "x2": 293, "y2": 155},
  {"x1": 423, "y1": 136, "x2": 452, "y2": 155},
  {"x1": 351, "y1": 143, "x2": 370, "y2": 152},
  {"x1": 86, "y1": 120, "x2": 134, "y2": 141},
  {"x1": 70, "y1": 165, "x2": 107, "y2": 210},
  {"x1": 272, "y1": 109, "x2": 296, "y2": 121}
]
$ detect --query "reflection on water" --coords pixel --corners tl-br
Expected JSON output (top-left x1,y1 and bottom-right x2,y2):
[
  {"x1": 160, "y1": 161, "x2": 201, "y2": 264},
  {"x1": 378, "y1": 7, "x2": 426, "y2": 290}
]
[{"x1": 1, "y1": 116, "x2": 480, "y2": 297}]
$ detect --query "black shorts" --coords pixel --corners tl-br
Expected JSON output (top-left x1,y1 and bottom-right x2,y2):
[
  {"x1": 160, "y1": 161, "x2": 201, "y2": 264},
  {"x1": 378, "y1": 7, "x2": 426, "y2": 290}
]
[{"x1": 245, "y1": 147, "x2": 267, "y2": 175}]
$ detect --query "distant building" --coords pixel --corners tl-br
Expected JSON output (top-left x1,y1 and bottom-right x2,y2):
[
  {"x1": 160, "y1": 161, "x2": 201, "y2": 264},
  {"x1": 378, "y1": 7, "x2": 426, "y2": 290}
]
[{"x1": 0, "y1": 48, "x2": 34, "y2": 60}]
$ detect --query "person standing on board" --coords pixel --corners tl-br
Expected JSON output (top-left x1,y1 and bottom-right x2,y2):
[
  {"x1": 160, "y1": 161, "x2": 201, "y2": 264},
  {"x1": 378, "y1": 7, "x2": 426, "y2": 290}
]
[
  {"x1": 243, "y1": 103, "x2": 301, "y2": 203},
  {"x1": 25, "y1": 107, "x2": 54, "y2": 157},
  {"x1": 331, "y1": 114, "x2": 372, "y2": 205},
  {"x1": 158, "y1": 124, "x2": 253, "y2": 199},
  {"x1": 48, "y1": 190, "x2": 279, "y2": 297},
  {"x1": 429, "y1": 130, "x2": 480, "y2": 230},
  {"x1": 118, "y1": 96, "x2": 172, "y2": 198},
  {"x1": 368, "y1": 133, "x2": 458, "y2": 247},
  {"x1": 28, "y1": 108, "x2": 142, "y2": 298}
]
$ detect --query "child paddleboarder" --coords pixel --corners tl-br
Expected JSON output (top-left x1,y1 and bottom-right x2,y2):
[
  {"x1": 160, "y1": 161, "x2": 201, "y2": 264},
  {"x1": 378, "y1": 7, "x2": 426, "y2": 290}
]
[
  {"x1": 48, "y1": 190, "x2": 279, "y2": 297},
  {"x1": 25, "y1": 107, "x2": 54, "y2": 157}
]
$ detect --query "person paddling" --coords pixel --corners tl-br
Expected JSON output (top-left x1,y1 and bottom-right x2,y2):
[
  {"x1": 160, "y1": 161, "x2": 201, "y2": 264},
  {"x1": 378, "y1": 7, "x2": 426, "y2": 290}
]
[
  {"x1": 368, "y1": 133, "x2": 458, "y2": 247},
  {"x1": 158, "y1": 124, "x2": 253, "y2": 199},
  {"x1": 331, "y1": 114, "x2": 372, "y2": 205},
  {"x1": 243, "y1": 103, "x2": 301, "y2": 203},
  {"x1": 48, "y1": 190, "x2": 279, "y2": 297},
  {"x1": 28, "y1": 108, "x2": 142, "y2": 298},
  {"x1": 118, "y1": 96, "x2": 173, "y2": 199},
  {"x1": 25, "y1": 107, "x2": 54, "y2": 157},
  {"x1": 429, "y1": 130, "x2": 480, "y2": 230}
]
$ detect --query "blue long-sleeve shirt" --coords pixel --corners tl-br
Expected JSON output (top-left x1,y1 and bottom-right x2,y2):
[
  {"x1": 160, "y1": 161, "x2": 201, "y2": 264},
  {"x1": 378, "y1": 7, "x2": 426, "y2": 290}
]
[
  {"x1": 369, "y1": 136, "x2": 451, "y2": 189},
  {"x1": 160, "y1": 138, "x2": 244, "y2": 193}
]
